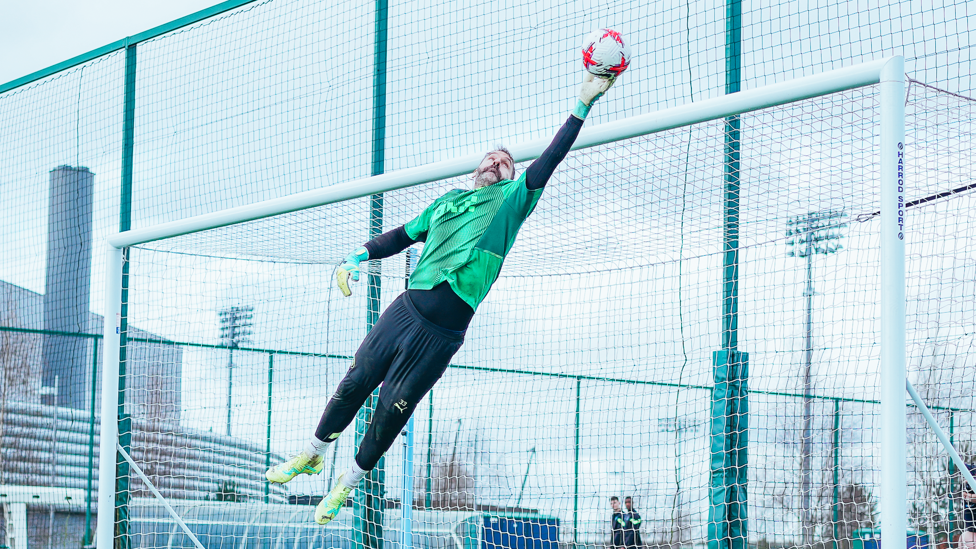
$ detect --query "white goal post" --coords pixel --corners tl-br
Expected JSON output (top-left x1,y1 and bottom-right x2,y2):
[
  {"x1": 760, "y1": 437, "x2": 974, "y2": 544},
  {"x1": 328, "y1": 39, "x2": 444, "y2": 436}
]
[{"x1": 97, "y1": 56, "x2": 907, "y2": 548}]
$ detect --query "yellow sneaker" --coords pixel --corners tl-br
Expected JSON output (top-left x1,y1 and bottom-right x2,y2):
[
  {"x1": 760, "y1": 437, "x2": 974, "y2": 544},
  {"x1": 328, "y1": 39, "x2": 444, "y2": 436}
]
[
  {"x1": 265, "y1": 453, "x2": 324, "y2": 484},
  {"x1": 315, "y1": 473, "x2": 355, "y2": 525}
]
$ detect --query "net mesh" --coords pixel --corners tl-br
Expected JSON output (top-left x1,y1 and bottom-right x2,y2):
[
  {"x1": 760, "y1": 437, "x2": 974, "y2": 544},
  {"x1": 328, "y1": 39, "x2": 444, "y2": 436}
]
[
  {"x1": 2, "y1": 0, "x2": 976, "y2": 547},
  {"x1": 103, "y1": 83, "x2": 973, "y2": 547}
]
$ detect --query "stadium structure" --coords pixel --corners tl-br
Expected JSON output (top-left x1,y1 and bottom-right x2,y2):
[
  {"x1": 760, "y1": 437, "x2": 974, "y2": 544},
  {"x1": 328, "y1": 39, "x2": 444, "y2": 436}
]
[{"x1": 0, "y1": 167, "x2": 284, "y2": 548}]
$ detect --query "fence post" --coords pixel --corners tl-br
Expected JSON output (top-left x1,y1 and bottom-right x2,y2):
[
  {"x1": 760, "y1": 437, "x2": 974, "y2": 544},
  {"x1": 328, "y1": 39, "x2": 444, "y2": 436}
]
[
  {"x1": 574, "y1": 377, "x2": 582, "y2": 546},
  {"x1": 354, "y1": 1, "x2": 389, "y2": 545},
  {"x1": 114, "y1": 40, "x2": 139, "y2": 549},
  {"x1": 265, "y1": 353, "x2": 274, "y2": 504},
  {"x1": 426, "y1": 390, "x2": 433, "y2": 509},
  {"x1": 84, "y1": 337, "x2": 99, "y2": 547},
  {"x1": 833, "y1": 400, "x2": 840, "y2": 549},
  {"x1": 949, "y1": 410, "x2": 956, "y2": 538}
]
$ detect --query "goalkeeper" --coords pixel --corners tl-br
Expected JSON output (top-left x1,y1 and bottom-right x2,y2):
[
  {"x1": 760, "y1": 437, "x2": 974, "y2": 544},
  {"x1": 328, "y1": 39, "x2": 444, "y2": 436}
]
[{"x1": 266, "y1": 72, "x2": 616, "y2": 525}]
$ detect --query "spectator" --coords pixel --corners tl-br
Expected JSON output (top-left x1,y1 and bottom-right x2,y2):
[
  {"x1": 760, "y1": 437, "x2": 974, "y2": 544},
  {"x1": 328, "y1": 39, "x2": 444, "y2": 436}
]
[
  {"x1": 963, "y1": 464, "x2": 976, "y2": 541},
  {"x1": 960, "y1": 531, "x2": 976, "y2": 549},
  {"x1": 610, "y1": 496, "x2": 625, "y2": 549},
  {"x1": 623, "y1": 496, "x2": 643, "y2": 549}
]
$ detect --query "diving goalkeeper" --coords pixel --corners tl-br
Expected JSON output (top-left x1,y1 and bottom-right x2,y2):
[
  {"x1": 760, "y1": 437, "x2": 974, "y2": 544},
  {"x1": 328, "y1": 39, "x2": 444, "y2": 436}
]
[{"x1": 266, "y1": 72, "x2": 616, "y2": 525}]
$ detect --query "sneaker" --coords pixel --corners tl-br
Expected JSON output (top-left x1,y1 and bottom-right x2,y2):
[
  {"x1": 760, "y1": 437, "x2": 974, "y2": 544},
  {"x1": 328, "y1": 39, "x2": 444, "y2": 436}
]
[
  {"x1": 315, "y1": 473, "x2": 355, "y2": 525},
  {"x1": 265, "y1": 453, "x2": 324, "y2": 484}
]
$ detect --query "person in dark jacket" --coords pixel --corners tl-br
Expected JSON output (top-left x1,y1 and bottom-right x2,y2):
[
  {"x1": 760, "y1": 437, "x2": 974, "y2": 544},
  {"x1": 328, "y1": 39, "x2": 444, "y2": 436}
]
[
  {"x1": 623, "y1": 496, "x2": 643, "y2": 549},
  {"x1": 610, "y1": 496, "x2": 625, "y2": 548},
  {"x1": 951, "y1": 462, "x2": 976, "y2": 549}
]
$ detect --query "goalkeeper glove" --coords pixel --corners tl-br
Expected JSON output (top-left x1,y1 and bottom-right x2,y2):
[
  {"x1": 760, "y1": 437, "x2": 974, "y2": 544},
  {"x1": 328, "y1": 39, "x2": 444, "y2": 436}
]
[
  {"x1": 574, "y1": 72, "x2": 617, "y2": 119},
  {"x1": 336, "y1": 247, "x2": 368, "y2": 297}
]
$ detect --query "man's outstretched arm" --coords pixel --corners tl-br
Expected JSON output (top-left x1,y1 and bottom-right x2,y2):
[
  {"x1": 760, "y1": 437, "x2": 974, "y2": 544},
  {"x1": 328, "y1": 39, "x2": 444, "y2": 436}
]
[
  {"x1": 335, "y1": 227, "x2": 419, "y2": 297},
  {"x1": 525, "y1": 73, "x2": 616, "y2": 190}
]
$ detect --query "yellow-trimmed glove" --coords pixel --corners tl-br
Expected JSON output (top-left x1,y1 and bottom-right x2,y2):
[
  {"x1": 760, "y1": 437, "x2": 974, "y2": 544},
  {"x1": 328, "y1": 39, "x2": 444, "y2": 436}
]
[{"x1": 336, "y1": 247, "x2": 368, "y2": 297}]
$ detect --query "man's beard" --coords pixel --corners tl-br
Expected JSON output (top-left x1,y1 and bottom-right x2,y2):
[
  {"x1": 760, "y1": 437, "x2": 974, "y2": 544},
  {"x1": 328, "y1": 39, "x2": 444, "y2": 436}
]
[{"x1": 473, "y1": 167, "x2": 502, "y2": 189}]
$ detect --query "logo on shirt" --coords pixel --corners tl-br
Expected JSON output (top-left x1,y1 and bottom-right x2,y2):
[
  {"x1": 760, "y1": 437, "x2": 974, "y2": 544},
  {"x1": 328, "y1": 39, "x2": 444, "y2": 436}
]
[
  {"x1": 393, "y1": 399, "x2": 409, "y2": 413},
  {"x1": 434, "y1": 195, "x2": 479, "y2": 218}
]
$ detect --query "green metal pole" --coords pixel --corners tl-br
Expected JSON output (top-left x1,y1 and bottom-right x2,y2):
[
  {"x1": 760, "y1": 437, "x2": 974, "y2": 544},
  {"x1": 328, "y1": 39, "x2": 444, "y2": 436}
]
[
  {"x1": 725, "y1": 6, "x2": 744, "y2": 549},
  {"x1": 833, "y1": 400, "x2": 840, "y2": 549},
  {"x1": 115, "y1": 41, "x2": 137, "y2": 549},
  {"x1": 426, "y1": 390, "x2": 433, "y2": 509},
  {"x1": 83, "y1": 338, "x2": 99, "y2": 547},
  {"x1": 265, "y1": 353, "x2": 274, "y2": 504},
  {"x1": 709, "y1": 1, "x2": 745, "y2": 548},
  {"x1": 574, "y1": 378, "x2": 581, "y2": 546},
  {"x1": 516, "y1": 448, "x2": 537, "y2": 508},
  {"x1": 226, "y1": 347, "x2": 234, "y2": 437},
  {"x1": 949, "y1": 411, "x2": 956, "y2": 538},
  {"x1": 722, "y1": 13, "x2": 742, "y2": 355},
  {"x1": 354, "y1": 1, "x2": 387, "y2": 546}
]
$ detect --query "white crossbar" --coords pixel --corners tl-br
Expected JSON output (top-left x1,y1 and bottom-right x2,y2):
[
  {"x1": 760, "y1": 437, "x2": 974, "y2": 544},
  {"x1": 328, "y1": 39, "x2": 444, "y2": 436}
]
[{"x1": 106, "y1": 58, "x2": 892, "y2": 250}]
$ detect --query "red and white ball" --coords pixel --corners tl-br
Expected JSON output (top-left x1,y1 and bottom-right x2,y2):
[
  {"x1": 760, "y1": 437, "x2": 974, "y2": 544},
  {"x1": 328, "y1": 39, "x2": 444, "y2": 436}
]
[{"x1": 581, "y1": 29, "x2": 631, "y2": 78}]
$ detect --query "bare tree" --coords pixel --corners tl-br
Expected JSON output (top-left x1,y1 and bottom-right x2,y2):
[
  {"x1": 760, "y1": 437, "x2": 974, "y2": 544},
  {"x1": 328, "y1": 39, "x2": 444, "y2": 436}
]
[
  {"x1": 415, "y1": 448, "x2": 476, "y2": 510},
  {"x1": 908, "y1": 338, "x2": 976, "y2": 548},
  {"x1": 643, "y1": 508, "x2": 692, "y2": 549},
  {"x1": 836, "y1": 484, "x2": 877, "y2": 549},
  {"x1": 133, "y1": 369, "x2": 170, "y2": 498},
  {"x1": 908, "y1": 442, "x2": 975, "y2": 549},
  {"x1": 807, "y1": 481, "x2": 877, "y2": 549},
  {"x1": 761, "y1": 398, "x2": 839, "y2": 548},
  {"x1": 0, "y1": 293, "x2": 42, "y2": 485}
]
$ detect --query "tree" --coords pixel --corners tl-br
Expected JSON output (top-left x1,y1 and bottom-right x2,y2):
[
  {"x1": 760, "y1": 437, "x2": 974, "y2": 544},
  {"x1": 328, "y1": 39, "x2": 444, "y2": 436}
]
[
  {"x1": 908, "y1": 441, "x2": 975, "y2": 548},
  {"x1": 0, "y1": 293, "x2": 42, "y2": 486},
  {"x1": 908, "y1": 338, "x2": 976, "y2": 548},
  {"x1": 209, "y1": 480, "x2": 247, "y2": 503},
  {"x1": 805, "y1": 482, "x2": 877, "y2": 549},
  {"x1": 833, "y1": 484, "x2": 877, "y2": 549},
  {"x1": 415, "y1": 448, "x2": 475, "y2": 510}
]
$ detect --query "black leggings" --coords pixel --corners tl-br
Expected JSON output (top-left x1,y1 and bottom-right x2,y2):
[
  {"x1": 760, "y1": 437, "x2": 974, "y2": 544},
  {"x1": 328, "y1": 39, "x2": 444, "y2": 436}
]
[{"x1": 314, "y1": 293, "x2": 464, "y2": 470}]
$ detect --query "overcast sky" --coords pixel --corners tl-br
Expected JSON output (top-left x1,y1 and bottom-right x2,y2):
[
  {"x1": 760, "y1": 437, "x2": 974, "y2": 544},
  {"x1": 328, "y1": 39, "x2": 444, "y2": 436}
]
[{"x1": 0, "y1": 0, "x2": 219, "y2": 86}]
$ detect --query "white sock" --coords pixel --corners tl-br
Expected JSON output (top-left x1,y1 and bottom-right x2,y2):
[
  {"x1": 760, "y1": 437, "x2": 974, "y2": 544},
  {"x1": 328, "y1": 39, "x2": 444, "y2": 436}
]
[
  {"x1": 302, "y1": 436, "x2": 331, "y2": 459},
  {"x1": 340, "y1": 461, "x2": 368, "y2": 489}
]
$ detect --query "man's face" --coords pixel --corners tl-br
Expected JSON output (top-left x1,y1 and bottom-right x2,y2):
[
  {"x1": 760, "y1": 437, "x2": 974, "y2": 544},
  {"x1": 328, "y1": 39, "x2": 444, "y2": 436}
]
[
  {"x1": 611, "y1": 499, "x2": 621, "y2": 512},
  {"x1": 473, "y1": 150, "x2": 514, "y2": 189},
  {"x1": 625, "y1": 498, "x2": 633, "y2": 511}
]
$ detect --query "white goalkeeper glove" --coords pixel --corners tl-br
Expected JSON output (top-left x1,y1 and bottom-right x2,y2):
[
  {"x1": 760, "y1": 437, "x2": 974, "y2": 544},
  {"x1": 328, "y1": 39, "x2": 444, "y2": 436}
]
[
  {"x1": 574, "y1": 73, "x2": 617, "y2": 119},
  {"x1": 336, "y1": 247, "x2": 368, "y2": 297}
]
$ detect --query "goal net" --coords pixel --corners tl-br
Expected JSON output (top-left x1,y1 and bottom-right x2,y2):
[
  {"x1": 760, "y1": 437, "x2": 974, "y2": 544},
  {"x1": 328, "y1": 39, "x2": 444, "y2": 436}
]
[{"x1": 99, "y1": 60, "x2": 969, "y2": 549}]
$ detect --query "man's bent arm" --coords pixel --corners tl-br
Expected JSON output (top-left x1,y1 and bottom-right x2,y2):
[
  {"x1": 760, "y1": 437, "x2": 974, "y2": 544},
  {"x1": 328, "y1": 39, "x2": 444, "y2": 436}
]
[{"x1": 363, "y1": 226, "x2": 418, "y2": 260}]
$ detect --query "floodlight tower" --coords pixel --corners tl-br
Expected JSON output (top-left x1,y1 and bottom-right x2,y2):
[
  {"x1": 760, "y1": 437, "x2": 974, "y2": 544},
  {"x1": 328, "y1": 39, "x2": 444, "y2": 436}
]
[
  {"x1": 219, "y1": 305, "x2": 253, "y2": 437},
  {"x1": 786, "y1": 210, "x2": 847, "y2": 547}
]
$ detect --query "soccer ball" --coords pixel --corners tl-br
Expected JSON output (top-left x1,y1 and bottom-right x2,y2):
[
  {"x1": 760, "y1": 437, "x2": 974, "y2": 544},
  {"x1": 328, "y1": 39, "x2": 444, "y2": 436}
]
[{"x1": 581, "y1": 29, "x2": 631, "y2": 78}]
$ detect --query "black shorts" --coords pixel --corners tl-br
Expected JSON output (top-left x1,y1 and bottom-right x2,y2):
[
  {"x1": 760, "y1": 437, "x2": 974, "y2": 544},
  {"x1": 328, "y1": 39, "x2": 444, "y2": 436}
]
[
  {"x1": 316, "y1": 292, "x2": 464, "y2": 470},
  {"x1": 350, "y1": 291, "x2": 465, "y2": 413}
]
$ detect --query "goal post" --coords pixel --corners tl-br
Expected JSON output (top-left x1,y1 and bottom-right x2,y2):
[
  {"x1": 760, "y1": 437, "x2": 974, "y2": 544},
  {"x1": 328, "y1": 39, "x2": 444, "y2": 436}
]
[
  {"x1": 879, "y1": 55, "x2": 907, "y2": 549},
  {"x1": 97, "y1": 56, "x2": 907, "y2": 548}
]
